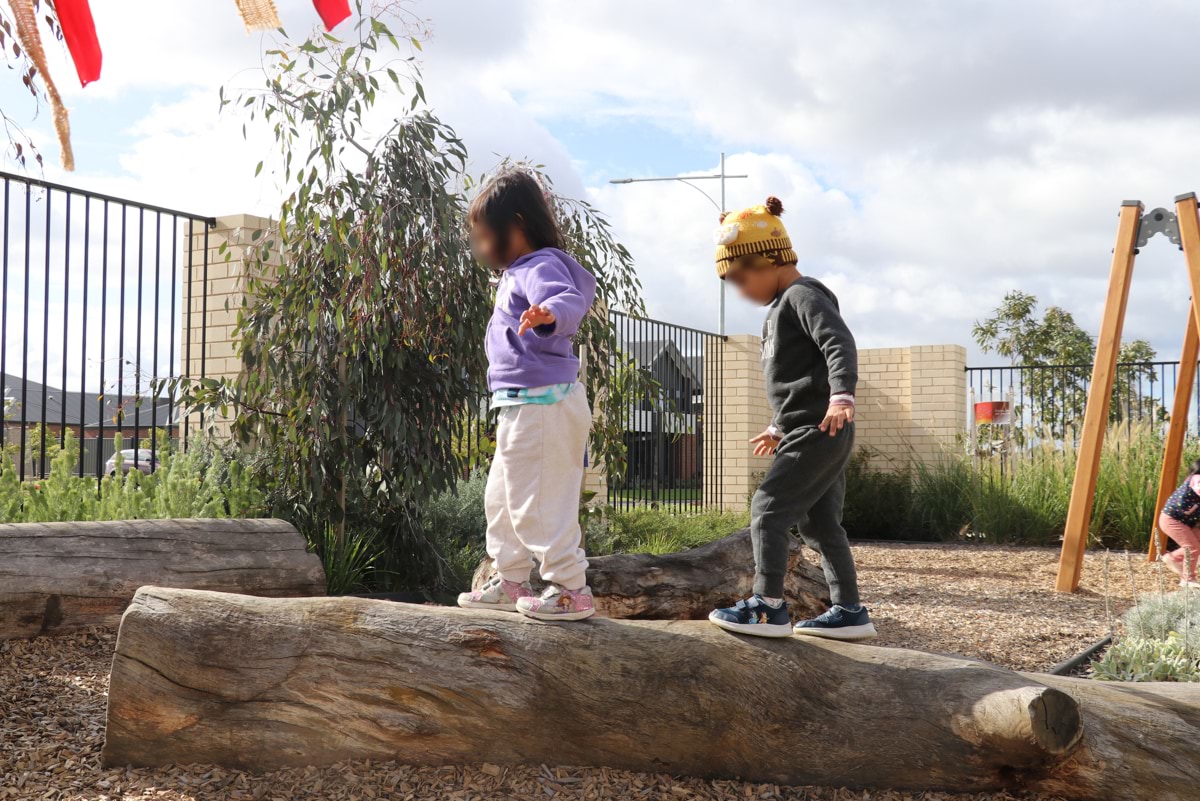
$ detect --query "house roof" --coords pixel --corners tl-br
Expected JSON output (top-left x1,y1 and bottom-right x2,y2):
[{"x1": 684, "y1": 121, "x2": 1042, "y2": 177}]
[
  {"x1": 1, "y1": 373, "x2": 174, "y2": 429},
  {"x1": 624, "y1": 339, "x2": 702, "y2": 386}
]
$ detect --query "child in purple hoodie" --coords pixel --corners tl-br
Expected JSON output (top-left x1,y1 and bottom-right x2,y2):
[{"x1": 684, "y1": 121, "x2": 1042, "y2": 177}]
[{"x1": 457, "y1": 169, "x2": 598, "y2": 621}]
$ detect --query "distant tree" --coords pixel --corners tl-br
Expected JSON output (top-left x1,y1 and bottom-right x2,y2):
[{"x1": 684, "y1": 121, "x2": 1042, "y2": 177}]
[{"x1": 973, "y1": 291, "x2": 1160, "y2": 438}]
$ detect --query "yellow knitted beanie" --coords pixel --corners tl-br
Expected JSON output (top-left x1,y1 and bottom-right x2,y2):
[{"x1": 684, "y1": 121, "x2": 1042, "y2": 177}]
[{"x1": 712, "y1": 196, "x2": 796, "y2": 278}]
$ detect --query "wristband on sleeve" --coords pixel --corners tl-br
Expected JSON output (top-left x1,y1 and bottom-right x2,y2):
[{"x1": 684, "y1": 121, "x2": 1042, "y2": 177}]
[
  {"x1": 829, "y1": 393, "x2": 856, "y2": 407},
  {"x1": 766, "y1": 424, "x2": 782, "y2": 440}
]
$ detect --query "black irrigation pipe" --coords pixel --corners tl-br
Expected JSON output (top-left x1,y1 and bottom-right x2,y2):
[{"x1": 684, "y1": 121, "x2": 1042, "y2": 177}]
[{"x1": 1049, "y1": 636, "x2": 1112, "y2": 676}]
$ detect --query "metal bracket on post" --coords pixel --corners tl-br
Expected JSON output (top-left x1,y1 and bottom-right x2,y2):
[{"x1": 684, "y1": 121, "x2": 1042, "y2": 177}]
[{"x1": 1136, "y1": 207, "x2": 1181, "y2": 249}]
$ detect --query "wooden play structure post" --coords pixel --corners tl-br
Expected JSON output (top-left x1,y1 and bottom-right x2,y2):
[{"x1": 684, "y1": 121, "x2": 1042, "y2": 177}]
[
  {"x1": 1057, "y1": 194, "x2": 1200, "y2": 592},
  {"x1": 1149, "y1": 309, "x2": 1199, "y2": 561},
  {"x1": 1055, "y1": 202, "x2": 1142, "y2": 592},
  {"x1": 1147, "y1": 194, "x2": 1200, "y2": 561}
]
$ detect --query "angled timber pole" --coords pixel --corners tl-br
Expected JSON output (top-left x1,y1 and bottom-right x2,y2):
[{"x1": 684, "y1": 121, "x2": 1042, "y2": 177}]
[
  {"x1": 1150, "y1": 307, "x2": 1198, "y2": 561},
  {"x1": 1149, "y1": 193, "x2": 1200, "y2": 561},
  {"x1": 1056, "y1": 201, "x2": 1143, "y2": 592}
]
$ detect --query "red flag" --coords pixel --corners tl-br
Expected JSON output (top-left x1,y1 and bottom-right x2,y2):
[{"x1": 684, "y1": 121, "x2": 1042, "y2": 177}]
[
  {"x1": 56, "y1": 0, "x2": 102, "y2": 87},
  {"x1": 312, "y1": 0, "x2": 350, "y2": 31}
]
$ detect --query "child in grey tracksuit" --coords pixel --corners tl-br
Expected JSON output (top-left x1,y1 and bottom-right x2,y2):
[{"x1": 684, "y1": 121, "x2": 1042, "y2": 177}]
[{"x1": 707, "y1": 196, "x2": 876, "y2": 640}]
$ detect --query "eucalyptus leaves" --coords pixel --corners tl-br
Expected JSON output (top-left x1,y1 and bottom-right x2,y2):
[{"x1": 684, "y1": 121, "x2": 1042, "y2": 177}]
[{"x1": 171, "y1": 9, "x2": 649, "y2": 591}]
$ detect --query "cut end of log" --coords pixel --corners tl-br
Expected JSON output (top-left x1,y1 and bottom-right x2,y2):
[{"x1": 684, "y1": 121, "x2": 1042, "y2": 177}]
[
  {"x1": 1029, "y1": 687, "x2": 1084, "y2": 756},
  {"x1": 957, "y1": 686, "x2": 1084, "y2": 769}
]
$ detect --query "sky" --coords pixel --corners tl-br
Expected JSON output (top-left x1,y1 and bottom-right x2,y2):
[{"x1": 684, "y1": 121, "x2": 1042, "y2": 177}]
[{"x1": 4, "y1": 0, "x2": 1200, "y2": 398}]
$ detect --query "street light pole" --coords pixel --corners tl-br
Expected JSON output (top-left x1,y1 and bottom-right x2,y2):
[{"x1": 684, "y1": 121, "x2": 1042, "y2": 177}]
[
  {"x1": 719, "y1": 153, "x2": 727, "y2": 335},
  {"x1": 609, "y1": 153, "x2": 747, "y2": 335}
]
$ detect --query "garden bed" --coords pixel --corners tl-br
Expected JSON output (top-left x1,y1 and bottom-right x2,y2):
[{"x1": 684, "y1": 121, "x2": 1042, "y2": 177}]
[{"x1": 1, "y1": 541, "x2": 1164, "y2": 801}]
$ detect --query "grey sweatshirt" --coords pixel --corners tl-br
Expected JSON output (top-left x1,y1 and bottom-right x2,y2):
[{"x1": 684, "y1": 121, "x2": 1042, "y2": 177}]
[{"x1": 761, "y1": 276, "x2": 858, "y2": 433}]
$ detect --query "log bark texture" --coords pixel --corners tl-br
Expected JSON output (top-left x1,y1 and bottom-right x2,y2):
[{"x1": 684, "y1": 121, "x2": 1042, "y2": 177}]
[
  {"x1": 103, "y1": 587, "x2": 1200, "y2": 800},
  {"x1": 472, "y1": 527, "x2": 830, "y2": 619},
  {"x1": 0, "y1": 518, "x2": 324, "y2": 639}
]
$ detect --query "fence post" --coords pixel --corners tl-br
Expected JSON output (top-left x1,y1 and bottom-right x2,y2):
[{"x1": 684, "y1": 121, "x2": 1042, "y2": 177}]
[
  {"x1": 180, "y1": 214, "x2": 278, "y2": 442},
  {"x1": 714, "y1": 334, "x2": 773, "y2": 511},
  {"x1": 578, "y1": 339, "x2": 608, "y2": 508}
]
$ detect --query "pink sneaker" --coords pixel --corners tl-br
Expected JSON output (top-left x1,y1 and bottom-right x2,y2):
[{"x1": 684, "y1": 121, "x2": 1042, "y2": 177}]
[
  {"x1": 457, "y1": 576, "x2": 533, "y2": 612},
  {"x1": 1159, "y1": 555, "x2": 1184, "y2": 577},
  {"x1": 516, "y1": 584, "x2": 595, "y2": 621}
]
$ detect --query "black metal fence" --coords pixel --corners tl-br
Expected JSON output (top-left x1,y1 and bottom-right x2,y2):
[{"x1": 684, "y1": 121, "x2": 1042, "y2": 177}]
[
  {"x1": 0, "y1": 169, "x2": 215, "y2": 480},
  {"x1": 454, "y1": 312, "x2": 728, "y2": 512},
  {"x1": 609, "y1": 311, "x2": 724, "y2": 511},
  {"x1": 0, "y1": 170, "x2": 729, "y2": 511},
  {"x1": 966, "y1": 361, "x2": 1193, "y2": 455}
]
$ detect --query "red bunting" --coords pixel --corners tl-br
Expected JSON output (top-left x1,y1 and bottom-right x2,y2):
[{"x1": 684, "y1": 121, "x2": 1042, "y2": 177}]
[
  {"x1": 56, "y1": 0, "x2": 102, "y2": 87},
  {"x1": 312, "y1": 0, "x2": 351, "y2": 31}
]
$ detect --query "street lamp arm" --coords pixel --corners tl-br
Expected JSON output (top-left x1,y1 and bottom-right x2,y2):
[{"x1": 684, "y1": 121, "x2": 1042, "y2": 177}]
[
  {"x1": 606, "y1": 175, "x2": 748, "y2": 213},
  {"x1": 606, "y1": 154, "x2": 747, "y2": 336},
  {"x1": 673, "y1": 178, "x2": 723, "y2": 214},
  {"x1": 606, "y1": 174, "x2": 748, "y2": 183}
]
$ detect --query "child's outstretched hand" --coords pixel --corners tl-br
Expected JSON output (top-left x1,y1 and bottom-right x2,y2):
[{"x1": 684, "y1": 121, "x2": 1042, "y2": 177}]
[
  {"x1": 819, "y1": 404, "x2": 855, "y2": 436},
  {"x1": 750, "y1": 429, "x2": 781, "y2": 456},
  {"x1": 518, "y1": 304, "x2": 556, "y2": 335}
]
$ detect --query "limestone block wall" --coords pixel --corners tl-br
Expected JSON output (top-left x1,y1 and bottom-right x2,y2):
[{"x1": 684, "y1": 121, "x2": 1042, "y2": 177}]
[{"x1": 180, "y1": 214, "x2": 278, "y2": 439}]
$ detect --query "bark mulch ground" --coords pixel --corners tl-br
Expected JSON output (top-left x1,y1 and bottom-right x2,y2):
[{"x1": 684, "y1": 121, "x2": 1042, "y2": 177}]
[
  {"x1": 854, "y1": 540, "x2": 1160, "y2": 672},
  {"x1": 1, "y1": 542, "x2": 1166, "y2": 800}
]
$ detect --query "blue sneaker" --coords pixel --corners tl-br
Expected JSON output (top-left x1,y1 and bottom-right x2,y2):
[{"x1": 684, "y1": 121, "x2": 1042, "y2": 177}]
[
  {"x1": 708, "y1": 595, "x2": 793, "y2": 638},
  {"x1": 793, "y1": 605, "x2": 877, "y2": 641}
]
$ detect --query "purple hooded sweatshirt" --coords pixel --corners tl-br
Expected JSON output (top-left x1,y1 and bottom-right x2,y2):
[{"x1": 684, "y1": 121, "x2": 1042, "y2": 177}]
[{"x1": 487, "y1": 247, "x2": 597, "y2": 391}]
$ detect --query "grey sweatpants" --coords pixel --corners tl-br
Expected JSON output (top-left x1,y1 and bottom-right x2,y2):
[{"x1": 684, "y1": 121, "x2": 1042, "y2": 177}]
[{"x1": 751, "y1": 423, "x2": 859, "y2": 606}]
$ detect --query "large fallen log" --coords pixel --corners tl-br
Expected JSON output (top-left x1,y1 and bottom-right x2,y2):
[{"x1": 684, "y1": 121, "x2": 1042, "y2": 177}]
[
  {"x1": 102, "y1": 587, "x2": 1200, "y2": 800},
  {"x1": 472, "y1": 527, "x2": 830, "y2": 619},
  {"x1": 0, "y1": 518, "x2": 324, "y2": 639}
]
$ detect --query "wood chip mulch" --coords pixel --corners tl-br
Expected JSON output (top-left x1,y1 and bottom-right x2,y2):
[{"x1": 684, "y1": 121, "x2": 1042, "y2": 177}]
[
  {"x1": 2, "y1": 542, "x2": 1167, "y2": 801},
  {"x1": 853, "y1": 541, "x2": 1161, "y2": 672}
]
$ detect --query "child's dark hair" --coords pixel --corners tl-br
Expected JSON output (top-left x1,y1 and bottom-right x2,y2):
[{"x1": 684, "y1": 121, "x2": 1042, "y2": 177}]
[
  {"x1": 468, "y1": 168, "x2": 563, "y2": 255},
  {"x1": 1190, "y1": 458, "x2": 1200, "y2": 476}
]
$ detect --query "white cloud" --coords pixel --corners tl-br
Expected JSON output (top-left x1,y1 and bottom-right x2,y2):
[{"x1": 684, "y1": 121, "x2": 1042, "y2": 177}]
[
  {"x1": 442, "y1": 0, "x2": 1200, "y2": 359},
  {"x1": 7, "y1": 0, "x2": 1200, "y2": 370}
]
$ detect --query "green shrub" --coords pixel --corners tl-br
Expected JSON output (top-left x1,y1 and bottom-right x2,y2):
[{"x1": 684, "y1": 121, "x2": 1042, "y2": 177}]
[
  {"x1": 1124, "y1": 590, "x2": 1200, "y2": 642},
  {"x1": 971, "y1": 467, "x2": 1064, "y2": 546},
  {"x1": 586, "y1": 507, "x2": 749, "y2": 556},
  {"x1": 421, "y1": 471, "x2": 490, "y2": 589},
  {"x1": 842, "y1": 449, "x2": 917, "y2": 541},
  {"x1": 838, "y1": 425, "x2": 1197, "y2": 550},
  {"x1": 1091, "y1": 633, "x2": 1200, "y2": 682},
  {"x1": 908, "y1": 457, "x2": 974, "y2": 540},
  {"x1": 414, "y1": 475, "x2": 750, "y2": 590},
  {"x1": 0, "y1": 431, "x2": 266, "y2": 523},
  {"x1": 1091, "y1": 590, "x2": 1200, "y2": 682},
  {"x1": 1090, "y1": 426, "x2": 1166, "y2": 551},
  {"x1": 312, "y1": 522, "x2": 383, "y2": 596}
]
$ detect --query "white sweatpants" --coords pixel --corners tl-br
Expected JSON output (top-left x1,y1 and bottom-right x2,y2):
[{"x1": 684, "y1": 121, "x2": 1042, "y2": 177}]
[{"x1": 486, "y1": 382, "x2": 591, "y2": 590}]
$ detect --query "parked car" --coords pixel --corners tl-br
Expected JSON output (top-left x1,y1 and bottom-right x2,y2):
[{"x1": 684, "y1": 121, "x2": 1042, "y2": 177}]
[{"x1": 104, "y1": 449, "x2": 159, "y2": 476}]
